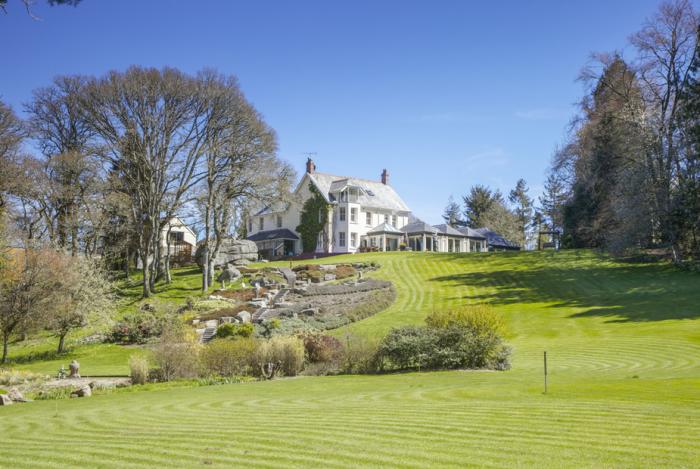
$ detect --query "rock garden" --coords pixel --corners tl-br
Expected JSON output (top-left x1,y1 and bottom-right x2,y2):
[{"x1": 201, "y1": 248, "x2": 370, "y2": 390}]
[{"x1": 193, "y1": 261, "x2": 394, "y2": 339}]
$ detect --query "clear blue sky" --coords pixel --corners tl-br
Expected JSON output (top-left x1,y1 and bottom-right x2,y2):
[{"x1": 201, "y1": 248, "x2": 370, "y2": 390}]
[{"x1": 1, "y1": 0, "x2": 665, "y2": 223}]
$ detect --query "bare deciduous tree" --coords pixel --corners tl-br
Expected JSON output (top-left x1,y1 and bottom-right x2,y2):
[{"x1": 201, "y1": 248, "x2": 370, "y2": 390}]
[
  {"x1": 630, "y1": 0, "x2": 698, "y2": 259},
  {"x1": 80, "y1": 67, "x2": 213, "y2": 297},
  {"x1": 195, "y1": 70, "x2": 293, "y2": 291}
]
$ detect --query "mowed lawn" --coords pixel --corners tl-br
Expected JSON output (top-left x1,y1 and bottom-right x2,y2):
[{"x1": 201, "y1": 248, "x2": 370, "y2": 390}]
[{"x1": 1, "y1": 250, "x2": 700, "y2": 467}]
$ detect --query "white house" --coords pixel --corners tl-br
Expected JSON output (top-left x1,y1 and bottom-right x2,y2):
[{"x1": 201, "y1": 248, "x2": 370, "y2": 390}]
[
  {"x1": 246, "y1": 158, "x2": 510, "y2": 259},
  {"x1": 161, "y1": 216, "x2": 197, "y2": 263},
  {"x1": 247, "y1": 159, "x2": 411, "y2": 258}
]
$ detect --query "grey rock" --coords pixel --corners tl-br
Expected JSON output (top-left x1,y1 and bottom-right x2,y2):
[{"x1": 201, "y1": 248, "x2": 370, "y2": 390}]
[
  {"x1": 0, "y1": 394, "x2": 13, "y2": 405},
  {"x1": 236, "y1": 311, "x2": 252, "y2": 323},
  {"x1": 8, "y1": 388, "x2": 29, "y2": 403},
  {"x1": 232, "y1": 258, "x2": 251, "y2": 266},
  {"x1": 216, "y1": 265, "x2": 241, "y2": 283},
  {"x1": 71, "y1": 383, "x2": 93, "y2": 398},
  {"x1": 278, "y1": 267, "x2": 297, "y2": 287},
  {"x1": 196, "y1": 238, "x2": 258, "y2": 268},
  {"x1": 323, "y1": 273, "x2": 337, "y2": 281}
]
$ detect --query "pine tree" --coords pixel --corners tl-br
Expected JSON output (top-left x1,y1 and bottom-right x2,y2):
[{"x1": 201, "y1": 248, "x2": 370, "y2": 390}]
[
  {"x1": 442, "y1": 195, "x2": 463, "y2": 227},
  {"x1": 462, "y1": 185, "x2": 502, "y2": 228},
  {"x1": 509, "y1": 179, "x2": 533, "y2": 248}
]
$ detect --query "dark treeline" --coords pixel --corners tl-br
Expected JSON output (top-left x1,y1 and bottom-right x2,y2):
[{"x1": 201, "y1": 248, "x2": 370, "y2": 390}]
[
  {"x1": 546, "y1": 0, "x2": 700, "y2": 261},
  {"x1": 0, "y1": 67, "x2": 294, "y2": 298}
]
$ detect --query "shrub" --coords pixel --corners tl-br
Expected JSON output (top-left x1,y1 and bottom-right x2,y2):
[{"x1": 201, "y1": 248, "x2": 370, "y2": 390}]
[
  {"x1": 425, "y1": 305, "x2": 506, "y2": 337},
  {"x1": 334, "y1": 264, "x2": 356, "y2": 280},
  {"x1": 33, "y1": 387, "x2": 73, "y2": 400},
  {"x1": 108, "y1": 312, "x2": 166, "y2": 344},
  {"x1": 375, "y1": 326, "x2": 436, "y2": 370},
  {"x1": 0, "y1": 369, "x2": 46, "y2": 387},
  {"x1": 346, "y1": 286, "x2": 396, "y2": 323},
  {"x1": 129, "y1": 354, "x2": 150, "y2": 385},
  {"x1": 200, "y1": 338, "x2": 257, "y2": 377},
  {"x1": 215, "y1": 322, "x2": 254, "y2": 339},
  {"x1": 252, "y1": 336, "x2": 305, "y2": 379},
  {"x1": 151, "y1": 322, "x2": 201, "y2": 381},
  {"x1": 376, "y1": 309, "x2": 512, "y2": 372},
  {"x1": 301, "y1": 333, "x2": 343, "y2": 363},
  {"x1": 340, "y1": 334, "x2": 379, "y2": 374}
]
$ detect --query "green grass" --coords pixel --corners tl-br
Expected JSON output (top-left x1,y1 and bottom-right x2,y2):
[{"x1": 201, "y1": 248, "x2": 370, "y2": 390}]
[
  {"x1": 1, "y1": 250, "x2": 699, "y2": 467},
  {"x1": 3, "y1": 266, "x2": 219, "y2": 375}
]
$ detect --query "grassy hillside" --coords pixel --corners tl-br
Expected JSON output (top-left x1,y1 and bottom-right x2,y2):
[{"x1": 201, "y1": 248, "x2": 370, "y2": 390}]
[{"x1": 1, "y1": 250, "x2": 699, "y2": 467}]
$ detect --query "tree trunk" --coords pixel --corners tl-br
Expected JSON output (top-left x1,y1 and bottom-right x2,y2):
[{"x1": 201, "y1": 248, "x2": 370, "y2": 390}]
[
  {"x1": 165, "y1": 226, "x2": 172, "y2": 284},
  {"x1": 202, "y1": 245, "x2": 209, "y2": 292},
  {"x1": 1, "y1": 334, "x2": 8, "y2": 364},
  {"x1": 57, "y1": 333, "x2": 67, "y2": 354},
  {"x1": 124, "y1": 244, "x2": 130, "y2": 278},
  {"x1": 141, "y1": 252, "x2": 151, "y2": 298}
]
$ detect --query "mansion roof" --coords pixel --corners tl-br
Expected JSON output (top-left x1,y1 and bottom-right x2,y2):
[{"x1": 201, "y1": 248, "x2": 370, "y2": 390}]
[{"x1": 308, "y1": 172, "x2": 410, "y2": 212}]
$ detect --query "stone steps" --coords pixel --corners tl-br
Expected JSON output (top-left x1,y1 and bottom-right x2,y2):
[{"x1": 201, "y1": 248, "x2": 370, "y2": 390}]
[{"x1": 201, "y1": 327, "x2": 217, "y2": 343}]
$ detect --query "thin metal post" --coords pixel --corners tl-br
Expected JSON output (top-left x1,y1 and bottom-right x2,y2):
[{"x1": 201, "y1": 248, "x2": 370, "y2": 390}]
[{"x1": 544, "y1": 351, "x2": 548, "y2": 394}]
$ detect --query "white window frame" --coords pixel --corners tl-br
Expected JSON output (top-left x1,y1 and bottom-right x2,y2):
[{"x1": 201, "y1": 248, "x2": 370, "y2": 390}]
[
  {"x1": 350, "y1": 207, "x2": 357, "y2": 223},
  {"x1": 339, "y1": 231, "x2": 346, "y2": 247},
  {"x1": 339, "y1": 207, "x2": 346, "y2": 222},
  {"x1": 392, "y1": 215, "x2": 397, "y2": 227},
  {"x1": 276, "y1": 215, "x2": 282, "y2": 228},
  {"x1": 350, "y1": 232, "x2": 357, "y2": 248},
  {"x1": 259, "y1": 217, "x2": 264, "y2": 231},
  {"x1": 384, "y1": 214, "x2": 389, "y2": 224},
  {"x1": 365, "y1": 211, "x2": 372, "y2": 226}
]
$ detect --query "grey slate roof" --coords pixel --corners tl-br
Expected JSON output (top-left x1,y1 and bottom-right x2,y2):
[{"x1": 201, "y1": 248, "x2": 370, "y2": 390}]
[
  {"x1": 308, "y1": 172, "x2": 410, "y2": 212},
  {"x1": 367, "y1": 222, "x2": 403, "y2": 235},
  {"x1": 474, "y1": 228, "x2": 520, "y2": 249},
  {"x1": 433, "y1": 224, "x2": 468, "y2": 237},
  {"x1": 456, "y1": 226, "x2": 487, "y2": 239},
  {"x1": 401, "y1": 220, "x2": 438, "y2": 235},
  {"x1": 247, "y1": 228, "x2": 299, "y2": 242},
  {"x1": 254, "y1": 201, "x2": 289, "y2": 216}
]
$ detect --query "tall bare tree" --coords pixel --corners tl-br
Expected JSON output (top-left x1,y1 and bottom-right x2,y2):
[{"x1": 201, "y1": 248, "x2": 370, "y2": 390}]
[
  {"x1": 80, "y1": 67, "x2": 213, "y2": 297},
  {"x1": 630, "y1": 0, "x2": 698, "y2": 260},
  {"x1": 24, "y1": 76, "x2": 99, "y2": 255},
  {"x1": 195, "y1": 71, "x2": 293, "y2": 291},
  {"x1": 0, "y1": 100, "x2": 25, "y2": 216}
]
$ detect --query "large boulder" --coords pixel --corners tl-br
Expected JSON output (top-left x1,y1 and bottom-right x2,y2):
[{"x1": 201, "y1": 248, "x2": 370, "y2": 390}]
[
  {"x1": 8, "y1": 388, "x2": 29, "y2": 403},
  {"x1": 196, "y1": 239, "x2": 258, "y2": 268},
  {"x1": 216, "y1": 265, "x2": 241, "y2": 283},
  {"x1": 236, "y1": 311, "x2": 252, "y2": 323},
  {"x1": 0, "y1": 393, "x2": 13, "y2": 406},
  {"x1": 70, "y1": 383, "x2": 93, "y2": 398}
]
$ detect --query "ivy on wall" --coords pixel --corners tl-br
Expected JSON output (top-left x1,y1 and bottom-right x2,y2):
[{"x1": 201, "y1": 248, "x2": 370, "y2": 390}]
[{"x1": 296, "y1": 183, "x2": 331, "y2": 253}]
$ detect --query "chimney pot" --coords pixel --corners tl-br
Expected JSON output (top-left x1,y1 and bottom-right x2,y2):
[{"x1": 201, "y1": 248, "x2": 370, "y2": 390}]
[
  {"x1": 306, "y1": 157, "x2": 316, "y2": 174},
  {"x1": 381, "y1": 168, "x2": 389, "y2": 185}
]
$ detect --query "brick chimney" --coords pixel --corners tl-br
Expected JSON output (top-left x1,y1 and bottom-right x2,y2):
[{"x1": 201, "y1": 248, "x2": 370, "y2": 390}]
[
  {"x1": 306, "y1": 157, "x2": 316, "y2": 174},
  {"x1": 381, "y1": 168, "x2": 389, "y2": 185}
]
